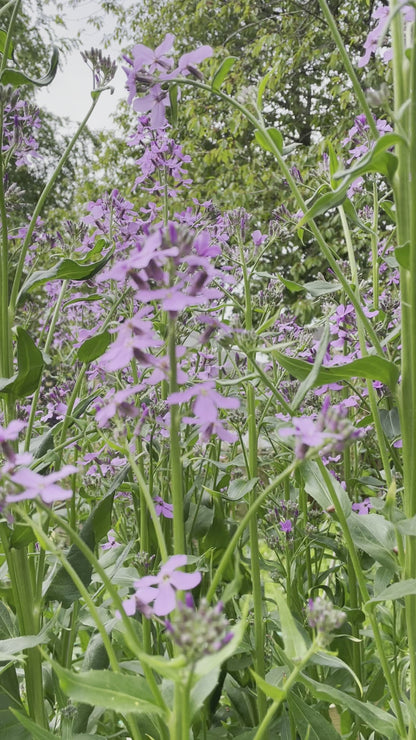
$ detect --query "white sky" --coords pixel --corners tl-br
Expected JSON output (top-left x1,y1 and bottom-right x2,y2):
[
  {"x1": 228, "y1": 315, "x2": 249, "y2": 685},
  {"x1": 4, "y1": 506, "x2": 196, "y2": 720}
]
[{"x1": 35, "y1": 0, "x2": 126, "y2": 131}]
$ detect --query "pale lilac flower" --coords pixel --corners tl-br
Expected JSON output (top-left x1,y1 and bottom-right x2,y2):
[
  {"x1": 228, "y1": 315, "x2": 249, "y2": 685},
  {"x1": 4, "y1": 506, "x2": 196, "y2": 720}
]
[
  {"x1": 7, "y1": 465, "x2": 77, "y2": 504},
  {"x1": 168, "y1": 381, "x2": 239, "y2": 424},
  {"x1": 133, "y1": 84, "x2": 171, "y2": 130},
  {"x1": 131, "y1": 34, "x2": 175, "y2": 74},
  {"x1": 0, "y1": 420, "x2": 26, "y2": 463},
  {"x1": 102, "y1": 529, "x2": 121, "y2": 550},
  {"x1": 161, "y1": 45, "x2": 213, "y2": 80},
  {"x1": 280, "y1": 519, "x2": 293, "y2": 533},
  {"x1": 154, "y1": 496, "x2": 174, "y2": 518},
  {"x1": 120, "y1": 554, "x2": 201, "y2": 617}
]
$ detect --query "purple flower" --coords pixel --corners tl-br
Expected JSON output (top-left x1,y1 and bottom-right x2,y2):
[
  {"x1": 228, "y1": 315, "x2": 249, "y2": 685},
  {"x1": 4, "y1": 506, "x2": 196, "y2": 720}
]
[
  {"x1": 120, "y1": 554, "x2": 201, "y2": 617},
  {"x1": 102, "y1": 529, "x2": 121, "y2": 550},
  {"x1": 168, "y1": 381, "x2": 239, "y2": 424},
  {"x1": 161, "y1": 45, "x2": 213, "y2": 80},
  {"x1": 0, "y1": 420, "x2": 26, "y2": 464},
  {"x1": 352, "y1": 498, "x2": 373, "y2": 515},
  {"x1": 7, "y1": 465, "x2": 77, "y2": 504},
  {"x1": 154, "y1": 496, "x2": 174, "y2": 518},
  {"x1": 280, "y1": 519, "x2": 293, "y2": 533},
  {"x1": 131, "y1": 34, "x2": 175, "y2": 75},
  {"x1": 133, "y1": 84, "x2": 171, "y2": 130}
]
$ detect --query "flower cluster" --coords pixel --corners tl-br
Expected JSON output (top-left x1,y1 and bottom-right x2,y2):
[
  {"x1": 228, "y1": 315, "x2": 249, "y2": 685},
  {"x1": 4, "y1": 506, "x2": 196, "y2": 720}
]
[
  {"x1": 165, "y1": 595, "x2": 233, "y2": 662},
  {"x1": 307, "y1": 596, "x2": 346, "y2": 646},
  {"x1": 123, "y1": 33, "x2": 212, "y2": 128},
  {"x1": 279, "y1": 396, "x2": 365, "y2": 460}
]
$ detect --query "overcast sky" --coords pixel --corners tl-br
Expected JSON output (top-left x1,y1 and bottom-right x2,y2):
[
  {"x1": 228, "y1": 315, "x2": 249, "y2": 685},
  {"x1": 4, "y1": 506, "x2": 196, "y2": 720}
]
[{"x1": 35, "y1": 0, "x2": 126, "y2": 130}]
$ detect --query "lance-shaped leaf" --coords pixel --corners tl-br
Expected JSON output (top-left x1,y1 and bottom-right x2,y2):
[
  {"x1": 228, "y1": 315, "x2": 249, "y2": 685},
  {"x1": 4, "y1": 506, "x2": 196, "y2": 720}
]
[
  {"x1": 272, "y1": 350, "x2": 399, "y2": 390},
  {"x1": 212, "y1": 56, "x2": 237, "y2": 91},
  {"x1": 255, "y1": 127, "x2": 283, "y2": 154},
  {"x1": 1, "y1": 46, "x2": 59, "y2": 87},
  {"x1": 0, "y1": 328, "x2": 43, "y2": 399},
  {"x1": 51, "y1": 663, "x2": 166, "y2": 718},
  {"x1": 18, "y1": 241, "x2": 113, "y2": 299}
]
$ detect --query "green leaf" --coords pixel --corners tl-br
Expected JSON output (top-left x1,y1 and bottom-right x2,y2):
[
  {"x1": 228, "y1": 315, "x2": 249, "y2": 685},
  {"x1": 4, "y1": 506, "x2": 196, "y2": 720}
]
[
  {"x1": 299, "y1": 674, "x2": 399, "y2": 737},
  {"x1": 303, "y1": 280, "x2": 341, "y2": 297},
  {"x1": 379, "y1": 407, "x2": 401, "y2": 440},
  {"x1": 45, "y1": 486, "x2": 117, "y2": 606},
  {"x1": 212, "y1": 56, "x2": 237, "y2": 91},
  {"x1": 395, "y1": 241, "x2": 410, "y2": 269},
  {"x1": 10, "y1": 710, "x2": 55, "y2": 739},
  {"x1": 299, "y1": 135, "x2": 402, "y2": 226},
  {"x1": 254, "y1": 127, "x2": 283, "y2": 154},
  {"x1": 272, "y1": 585, "x2": 307, "y2": 659},
  {"x1": 77, "y1": 331, "x2": 111, "y2": 363},
  {"x1": 0, "y1": 327, "x2": 43, "y2": 399},
  {"x1": 292, "y1": 324, "x2": 330, "y2": 411},
  {"x1": 1, "y1": 46, "x2": 59, "y2": 87},
  {"x1": 343, "y1": 197, "x2": 377, "y2": 235},
  {"x1": 370, "y1": 578, "x2": 416, "y2": 602},
  {"x1": 18, "y1": 246, "x2": 113, "y2": 298},
  {"x1": 250, "y1": 669, "x2": 285, "y2": 701},
  {"x1": 0, "y1": 30, "x2": 13, "y2": 59},
  {"x1": 52, "y1": 664, "x2": 165, "y2": 717},
  {"x1": 257, "y1": 70, "x2": 272, "y2": 109},
  {"x1": 333, "y1": 133, "x2": 403, "y2": 182},
  {"x1": 348, "y1": 512, "x2": 398, "y2": 570},
  {"x1": 168, "y1": 83, "x2": 178, "y2": 126},
  {"x1": 0, "y1": 617, "x2": 57, "y2": 662},
  {"x1": 303, "y1": 460, "x2": 351, "y2": 518},
  {"x1": 287, "y1": 692, "x2": 342, "y2": 740},
  {"x1": 272, "y1": 350, "x2": 399, "y2": 390},
  {"x1": 276, "y1": 274, "x2": 304, "y2": 293},
  {"x1": 225, "y1": 477, "x2": 258, "y2": 501}
]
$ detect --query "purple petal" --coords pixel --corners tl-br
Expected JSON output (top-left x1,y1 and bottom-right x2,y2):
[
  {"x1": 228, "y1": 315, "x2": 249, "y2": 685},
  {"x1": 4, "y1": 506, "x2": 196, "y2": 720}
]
[
  {"x1": 159, "y1": 554, "x2": 188, "y2": 575},
  {"x1": 155, "y1": 33, "x2": 175, "y2": 57},
  {"x1": 169, "y1": 570, "x2": 202, "y2": 591},
  {"x1": 153, "y1": 582, "x2": 177, "y2": 616}
]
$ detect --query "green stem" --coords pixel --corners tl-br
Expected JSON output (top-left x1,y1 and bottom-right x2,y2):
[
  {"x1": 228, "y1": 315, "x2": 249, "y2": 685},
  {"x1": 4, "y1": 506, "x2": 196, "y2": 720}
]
[
  {"x1": 254, "y1": 639, "x2": 320, "y2": 740},
  {"x1": 9, "y1": 95, "x2": 102, "y2": 314},
  {"x1": 167, "y1": 75, "x2": 384, "y2": 356},
  {"x1": 316, "y1": 0, "x2": 379, "y2": 138},
  {"x1": 168, "y1": 317, "x2": 185, "y2": 555},
  {"x1": 8, "y1": 546, "x2": 46, "y2": 727},
  {"x1": 207, "y1": 457, "x2": 302, "y2": 601},
  {"x1": 316, "y1": 460, "x2": 406, "y2": 734}
]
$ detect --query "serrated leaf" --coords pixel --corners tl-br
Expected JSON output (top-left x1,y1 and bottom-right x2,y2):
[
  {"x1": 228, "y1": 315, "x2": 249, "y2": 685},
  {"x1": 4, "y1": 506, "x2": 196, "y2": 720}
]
[
  {"x1": 272, "y1": 350, "x2": 399, "y2": 390},
  {"x1": 254, "y1": 127, "x2": 283, "y2": 154},
  {"x1": 51, "y1": 664, "x2": 165, "y2": 717},
  {"x1": 212, "y1": 56, "x2": 237, "y2": 91},
  {"x1": 1, "y1": 46, "x2": 59, "y2": 87},
  {"x1": 77, "y1": 331, "x2": 111, "y2": 363}
]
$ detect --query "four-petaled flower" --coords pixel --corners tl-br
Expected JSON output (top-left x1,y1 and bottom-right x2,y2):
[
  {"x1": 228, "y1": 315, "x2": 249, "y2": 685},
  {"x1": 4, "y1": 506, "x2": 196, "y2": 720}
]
[
  {"x1": 121, "y1": 554, "x2": 201, "y2": 617},
  {"x1": 7, "y1": 465, "x2": 77, "y2": 504}
]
